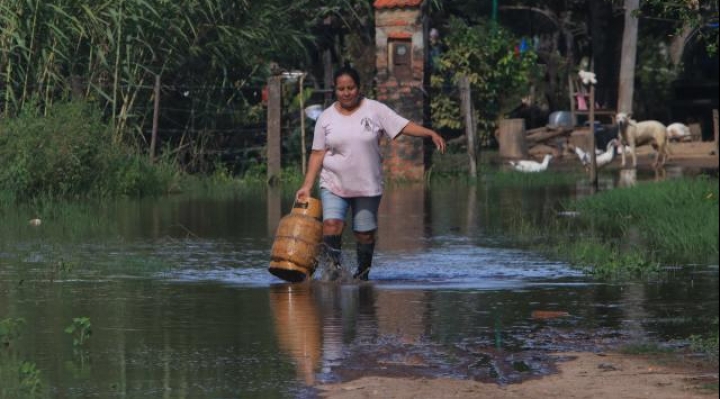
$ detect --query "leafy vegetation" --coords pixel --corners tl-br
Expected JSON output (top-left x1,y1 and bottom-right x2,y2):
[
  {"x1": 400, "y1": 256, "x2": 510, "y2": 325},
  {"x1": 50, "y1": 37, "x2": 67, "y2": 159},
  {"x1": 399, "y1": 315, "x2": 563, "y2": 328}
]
[
  {"x1": 483, "y1": 169, "x2": 584, "y2": 187},
  {"x1": 634, "y1": 33, "x2": 682, "y2": 121},
  {"x1": 641, "y1": 0, "x2": 718, "y2": 55},
  {"x1": 494, "y1": 175, "x2": 719, "y2": 276},
  {"x1": 1, "y1": 317, "x2": 46, "y2": 399},
  {"x1": 0, "y1": 317, "x2": 25, "y2": 347},
  {"x1": 558, "y1": 177, "x2": 718, "y2": 275},
  {"x1": 690, "y1": 318, "x2": 720, "y2": 364},
  {"x1": 430, "y1": 17, "x2": 541, "y2": 144},
  {"x1": 0, "y1": 101, "x2": 180, "y2": 200},
  {"x1": 569, "y1": 177, "x2": 718, "y2": 264},
  {"x1": 65, "y1": 317, "x2": 92, "y2": 348}
]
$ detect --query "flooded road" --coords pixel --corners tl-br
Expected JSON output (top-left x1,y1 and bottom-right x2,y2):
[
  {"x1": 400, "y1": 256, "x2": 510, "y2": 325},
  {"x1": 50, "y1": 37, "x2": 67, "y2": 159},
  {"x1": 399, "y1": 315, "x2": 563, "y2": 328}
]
[{"x1": 1, "y1": 172, "x2": 717, "y2": 398}]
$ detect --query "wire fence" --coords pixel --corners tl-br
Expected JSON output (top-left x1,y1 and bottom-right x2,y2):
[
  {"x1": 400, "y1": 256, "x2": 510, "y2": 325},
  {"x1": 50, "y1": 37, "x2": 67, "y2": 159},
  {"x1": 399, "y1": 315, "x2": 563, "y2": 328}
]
[{"x1": 104, "y1": 81, "x2": 333, "y2": 175}]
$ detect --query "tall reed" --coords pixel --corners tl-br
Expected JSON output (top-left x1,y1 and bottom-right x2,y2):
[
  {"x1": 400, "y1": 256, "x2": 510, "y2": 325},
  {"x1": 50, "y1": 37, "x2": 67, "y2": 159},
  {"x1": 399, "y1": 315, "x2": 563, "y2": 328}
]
[{"x1": 0, "y1": 0, "x2": 317, "y2": 141}]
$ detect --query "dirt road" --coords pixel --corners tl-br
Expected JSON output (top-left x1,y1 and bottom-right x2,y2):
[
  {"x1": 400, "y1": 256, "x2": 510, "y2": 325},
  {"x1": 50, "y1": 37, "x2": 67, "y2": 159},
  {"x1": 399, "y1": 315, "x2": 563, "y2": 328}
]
[{"x1": 318, "y1": 352, "x2": 718, "y2": 399}]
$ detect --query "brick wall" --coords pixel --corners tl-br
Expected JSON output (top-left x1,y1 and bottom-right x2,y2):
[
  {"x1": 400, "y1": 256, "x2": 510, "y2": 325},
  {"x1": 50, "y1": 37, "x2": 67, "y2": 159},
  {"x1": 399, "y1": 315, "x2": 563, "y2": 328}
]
[{"x1": 375, "y1": 6, "x2": 426, "y2": 181}]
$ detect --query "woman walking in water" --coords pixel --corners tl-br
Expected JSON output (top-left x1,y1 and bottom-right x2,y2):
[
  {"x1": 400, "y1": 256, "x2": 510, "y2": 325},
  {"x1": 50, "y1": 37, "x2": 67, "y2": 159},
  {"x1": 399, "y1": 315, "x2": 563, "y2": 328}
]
[{"x1": 295, "y1": 65, "x2": 446, "y2": 281}]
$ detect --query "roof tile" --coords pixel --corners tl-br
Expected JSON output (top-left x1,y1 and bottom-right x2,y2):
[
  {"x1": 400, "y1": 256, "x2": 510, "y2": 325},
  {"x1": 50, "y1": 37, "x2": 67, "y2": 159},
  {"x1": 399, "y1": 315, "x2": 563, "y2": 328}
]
[{"x1": 374, "y1": 0, "x2": 424, "y2": 9}]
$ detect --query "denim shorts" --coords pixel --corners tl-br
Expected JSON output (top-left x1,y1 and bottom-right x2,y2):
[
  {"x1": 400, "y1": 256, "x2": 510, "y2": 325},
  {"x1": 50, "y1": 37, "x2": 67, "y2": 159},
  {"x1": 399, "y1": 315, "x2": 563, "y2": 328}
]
[{"x1": 320, "y1": 188, "x2": 381, "y2": 233}]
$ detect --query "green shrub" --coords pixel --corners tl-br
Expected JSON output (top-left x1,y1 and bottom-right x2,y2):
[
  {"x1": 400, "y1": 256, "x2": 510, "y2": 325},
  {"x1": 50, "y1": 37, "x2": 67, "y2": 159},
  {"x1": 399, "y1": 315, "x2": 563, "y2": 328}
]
[
  {"x1": 430, "y1": 17, "x2": 541, "y2": 143},
  {"x1": 0, "y1": 101, "x2": 110, "y2": 198},
  {"x1": 0, "y1": 101, "x2": 181, "y2": 199}
]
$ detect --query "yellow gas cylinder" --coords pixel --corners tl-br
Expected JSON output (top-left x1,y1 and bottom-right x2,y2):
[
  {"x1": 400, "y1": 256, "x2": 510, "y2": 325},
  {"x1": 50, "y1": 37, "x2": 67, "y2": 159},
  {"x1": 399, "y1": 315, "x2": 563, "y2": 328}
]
[{"x1": 269, "y1": 197, "x2": 323, "y2": 282}]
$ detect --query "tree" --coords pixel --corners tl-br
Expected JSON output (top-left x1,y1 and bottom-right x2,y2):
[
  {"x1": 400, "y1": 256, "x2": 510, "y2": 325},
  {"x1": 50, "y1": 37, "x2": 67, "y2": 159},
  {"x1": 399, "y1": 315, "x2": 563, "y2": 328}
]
[
  {"x1": 641, "y1": 0, "x2": 719, "y2": 57},
  {"x1": 430, "y1": 17, "x2": 540, "y2": 146},
  {"x1": 618, "y1": 0, "x2": 640, "y2": 114}
]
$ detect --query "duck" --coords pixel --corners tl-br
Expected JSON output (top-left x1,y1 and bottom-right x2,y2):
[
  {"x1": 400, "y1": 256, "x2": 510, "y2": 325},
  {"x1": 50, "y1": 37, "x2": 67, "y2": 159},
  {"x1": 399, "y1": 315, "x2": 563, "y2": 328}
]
[
  {"x1": 509, "y1": 154, "x2": 553, "y2": 173},
  {"x1": 595, "y1": 139, "x2": 619, "y2": 168},
  {"x1": 572, "y1": 145, "x2": 591, "y2": 166},
  {"x1": 572, "y1": 139, "x2": 619, "y2": 169}
]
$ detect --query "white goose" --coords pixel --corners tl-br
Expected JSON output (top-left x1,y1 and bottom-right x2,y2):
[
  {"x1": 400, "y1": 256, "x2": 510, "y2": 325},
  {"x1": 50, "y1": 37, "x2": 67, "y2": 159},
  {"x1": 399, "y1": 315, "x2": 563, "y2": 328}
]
[
  {"x1": 572, "y1": 145, "x2": 591, "y2": 166},
  {"x1": 573, "y1": 139, "x2": 619, "y2": 169},
  {"x1": 595, "y1": 139, "x2": 619, "y2": 168},
  {"x1": 509, "y1": 154, "x2": 553, "y2": 173}
]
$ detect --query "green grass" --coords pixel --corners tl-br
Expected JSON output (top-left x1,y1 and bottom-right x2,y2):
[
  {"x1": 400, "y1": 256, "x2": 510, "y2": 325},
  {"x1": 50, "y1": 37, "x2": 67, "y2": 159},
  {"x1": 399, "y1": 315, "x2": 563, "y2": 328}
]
[
  {"x1": 690, "y1": 318, "x2": 720, "y2": 364},
  {"x1": 0, "y1": 355, "x2": 47, "y2": 399},
  {"x1": 483, "y1": 169, "x2": 585, "y2": 187},
  {"x1": 1, "y1": 318, "x2": 47, "y2": 399},
  {"x1": 620, "y1": 341, "x2": 677, "y2": 355},
  {"x1": 498, "y1": 175, "x2": 718, "y2": 277},
  {"x1": 566, "y1": 177, "x2": 719, "y2": 268}
]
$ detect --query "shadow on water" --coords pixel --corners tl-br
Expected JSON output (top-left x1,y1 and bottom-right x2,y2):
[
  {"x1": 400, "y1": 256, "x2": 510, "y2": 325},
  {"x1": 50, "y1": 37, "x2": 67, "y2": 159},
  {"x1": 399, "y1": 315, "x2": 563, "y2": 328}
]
[{"x1": 0, "y1": 167, "x2": 717, "y2": 398}]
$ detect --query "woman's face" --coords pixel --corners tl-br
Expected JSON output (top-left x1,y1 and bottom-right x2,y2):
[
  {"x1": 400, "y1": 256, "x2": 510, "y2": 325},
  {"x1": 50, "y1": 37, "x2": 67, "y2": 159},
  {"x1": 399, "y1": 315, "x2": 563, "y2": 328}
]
[{"x1": 334, "y1": 74, "x2": 360, "y2": 109}]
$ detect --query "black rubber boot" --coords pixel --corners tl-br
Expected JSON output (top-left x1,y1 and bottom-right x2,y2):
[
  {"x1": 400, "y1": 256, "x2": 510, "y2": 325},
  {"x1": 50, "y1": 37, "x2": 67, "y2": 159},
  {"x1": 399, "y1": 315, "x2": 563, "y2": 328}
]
[
  {"x1": 354, "y1": 242, "x2": 375, "y2": 281},
  {"x1": 322, "y1": 235, "x2": 343, "y2": 280}
]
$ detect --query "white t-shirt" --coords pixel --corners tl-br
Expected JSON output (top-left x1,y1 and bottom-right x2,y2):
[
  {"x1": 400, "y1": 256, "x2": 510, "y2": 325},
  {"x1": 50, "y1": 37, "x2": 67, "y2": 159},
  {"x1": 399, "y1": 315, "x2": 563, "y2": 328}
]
[{"x1": 312, "y1": 98, "x2": 409, "y2": 197}]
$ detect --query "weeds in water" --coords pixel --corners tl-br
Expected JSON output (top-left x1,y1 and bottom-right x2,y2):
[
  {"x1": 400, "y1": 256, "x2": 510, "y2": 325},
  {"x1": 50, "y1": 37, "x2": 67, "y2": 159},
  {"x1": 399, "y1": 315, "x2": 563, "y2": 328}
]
[
  {"x1": 556, "y1": 240, "x2": 661, "y2": 277},
  {"x1": 1, "y1": 358, "x2": 45, "y2": 399},
  {"x1": 558, "y1": 177, "x2": 717, "y2": 275},
  {"x1": 493, "y1": 176, "x2": 718, "y2": 276},
  {"x1": 1, "y1": 318, "x2": 46, "y2": 398},
  {"x1": 483, "y1": 169, "x2": 584, "y2": 187},
  {"x1": 17, "y1": 362, "x2": 43, "y2": 396},
  {"x1": 567, "y1": 177, "x2": 719, "y2": 266},
  {"x1": 65, "y1": 317, "x2": 92, "y2": 348},
  {"x1": 620, "y1": 341, "x2": 677, "y2": 355},
  {"x1": 0, "y1": 318, "x2": 26, "y2": 347},
  {"x1": 690, "y1": 318, "x2": 719, "y2": 364}
]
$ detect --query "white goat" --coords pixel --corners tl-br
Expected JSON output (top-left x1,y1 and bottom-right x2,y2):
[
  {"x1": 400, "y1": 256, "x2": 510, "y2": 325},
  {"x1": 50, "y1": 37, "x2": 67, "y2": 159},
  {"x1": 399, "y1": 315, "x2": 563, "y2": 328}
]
[
  {"x1": 667, "y1": 122, "x2": 691, "y2": 142},
  {"x1": 615, "y1": 113, "x2": 669, "y2": 168}
]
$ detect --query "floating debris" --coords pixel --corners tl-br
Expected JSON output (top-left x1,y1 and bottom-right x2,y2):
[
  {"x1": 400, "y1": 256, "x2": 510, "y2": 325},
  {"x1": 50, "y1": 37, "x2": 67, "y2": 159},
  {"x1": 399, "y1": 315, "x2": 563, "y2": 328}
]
[
  {"x1": 557, "y1": 211, "x2": 580, "y2": 218},
  {"x1": 531, "y1": 310, "x2": 571, "y2": 320}
]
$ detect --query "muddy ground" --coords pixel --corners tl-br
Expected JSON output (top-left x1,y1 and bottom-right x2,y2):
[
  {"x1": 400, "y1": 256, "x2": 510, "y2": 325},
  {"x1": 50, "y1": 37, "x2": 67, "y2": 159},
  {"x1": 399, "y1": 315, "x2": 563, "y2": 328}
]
[
  {"x1": 318, "y1": 351, "x2": 718, "y2": 399},
  {"x1": 628, "y1": 141, "x2": 718, "y2": 169},
  {"x1": 565, "y1": 140, "x2": 719, "y2": 170}
]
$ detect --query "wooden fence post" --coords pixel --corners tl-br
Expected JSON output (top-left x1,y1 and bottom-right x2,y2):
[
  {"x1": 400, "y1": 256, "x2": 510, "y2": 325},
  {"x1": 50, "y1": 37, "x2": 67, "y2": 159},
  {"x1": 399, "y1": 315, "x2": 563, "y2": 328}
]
[
  {"x1": 589, "y1": 83, "x2": 598, "y2": 188},
  {"x1": 497, "y1": 119, "x2": 527, "y2": 159},
  {"x1": 459, "y1": 76, "x2": 478, "y2": 177},
  {"x1": 299, "y1": 73, "x2": 307, "y2": 176},
  {"x1": 267, "y1": 75, "x2": 282, "y2": 185},
  {"x1": 617, "y1": 0, "x2": 639, "y2": 114},
  {"x1": 150, "y1": 74, "x2": 160, "y2": 163},
  {"x1": 713, "y1": 109, "x2": 718, "y2": 151}
]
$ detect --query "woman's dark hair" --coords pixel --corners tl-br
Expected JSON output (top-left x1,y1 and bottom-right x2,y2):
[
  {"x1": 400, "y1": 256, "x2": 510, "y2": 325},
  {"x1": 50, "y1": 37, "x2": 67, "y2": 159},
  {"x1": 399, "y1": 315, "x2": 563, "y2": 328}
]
[{"x1": 333, "y1": 65, "x2": 361, "y2": 87}]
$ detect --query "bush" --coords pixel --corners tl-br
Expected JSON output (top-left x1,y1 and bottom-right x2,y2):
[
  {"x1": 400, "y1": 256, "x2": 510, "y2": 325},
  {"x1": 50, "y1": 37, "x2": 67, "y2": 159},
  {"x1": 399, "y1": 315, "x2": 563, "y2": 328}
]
[
  {"x1": 430, "y1": 17, "x2": 541, "y2": 144},
  {"x1": 0, "y1": 101, "x2": 180, "y2": 199}
]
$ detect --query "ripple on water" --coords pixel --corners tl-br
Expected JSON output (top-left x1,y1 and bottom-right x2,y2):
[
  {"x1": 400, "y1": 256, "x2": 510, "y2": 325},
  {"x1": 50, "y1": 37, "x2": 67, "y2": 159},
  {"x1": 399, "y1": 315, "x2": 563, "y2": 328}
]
[{"x1": 162, "y1": 238, "x2": 587, "y2": 290}]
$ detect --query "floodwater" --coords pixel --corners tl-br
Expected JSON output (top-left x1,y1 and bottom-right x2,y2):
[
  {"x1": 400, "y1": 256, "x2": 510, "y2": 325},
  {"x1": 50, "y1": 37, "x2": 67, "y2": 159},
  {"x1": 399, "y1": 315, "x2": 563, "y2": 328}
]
[{"x1": 0, "y1": 168, "x2": 717, "y2": 399}]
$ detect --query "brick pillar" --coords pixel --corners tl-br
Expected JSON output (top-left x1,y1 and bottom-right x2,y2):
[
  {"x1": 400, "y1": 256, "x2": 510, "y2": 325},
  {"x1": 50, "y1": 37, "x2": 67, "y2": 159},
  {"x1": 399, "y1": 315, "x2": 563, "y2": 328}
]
[{"x1": 374, "y1": 1, "x2": 426, "y2": 181}]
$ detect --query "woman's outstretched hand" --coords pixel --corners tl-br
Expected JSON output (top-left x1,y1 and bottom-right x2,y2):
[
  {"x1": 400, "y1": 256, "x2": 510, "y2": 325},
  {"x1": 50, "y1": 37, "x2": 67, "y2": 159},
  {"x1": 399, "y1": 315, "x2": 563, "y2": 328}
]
[{"x1": 431, "y1": 132, "x2": 446, "y2": 154}]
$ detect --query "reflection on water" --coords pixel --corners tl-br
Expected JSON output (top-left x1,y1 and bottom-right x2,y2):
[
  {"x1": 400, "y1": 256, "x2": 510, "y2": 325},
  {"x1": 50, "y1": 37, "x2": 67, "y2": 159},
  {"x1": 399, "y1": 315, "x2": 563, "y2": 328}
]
[
  {"x1": 378, "y1": 183, "x2": 427, "y2": 252},
  {"x1": 0, "y1": 172, "x2": 717, "y2": 398},
  {"x1": 270, "y1": 284, "x2": 322, "y2": 385},
  {"x1": 619, "y1": 168, "x2": 637, "y2": 187}
]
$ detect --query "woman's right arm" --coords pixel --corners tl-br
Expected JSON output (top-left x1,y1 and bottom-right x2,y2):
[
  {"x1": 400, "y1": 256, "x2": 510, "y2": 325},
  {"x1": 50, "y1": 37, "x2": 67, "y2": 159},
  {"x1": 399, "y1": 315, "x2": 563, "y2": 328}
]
[{"x1": 296, "y1": 149, "x2": 326, "y2": 201}]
